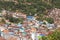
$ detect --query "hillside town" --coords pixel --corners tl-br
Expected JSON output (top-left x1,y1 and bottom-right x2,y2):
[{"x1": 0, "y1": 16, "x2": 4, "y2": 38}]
[
  {"x1": 0, "y1": 9, "x2": 59, "y2": 40},
  {"x1": 0, "y1": 0, "x2": 60, "y2": 40}
]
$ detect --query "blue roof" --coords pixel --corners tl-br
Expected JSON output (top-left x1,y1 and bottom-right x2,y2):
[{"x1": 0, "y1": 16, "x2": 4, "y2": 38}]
[
  {"x1": 39, "y1": 21, "x2": 44, "y2": 24},
  {"x1": 27, "y1": 16, "x2": 34, "y2": 20},
  {"x1": 46, "y1": 23, "x2": 55, "y2": 27},
  {"x1": 27, "y1": 16, "x2": 34, "y2": 18},
  {"x1": 40, "y1": 34, "x2": 45, "y2": 36},
  {"x1": 9, "y1": 32, "x2": 14, "y2": 35}
]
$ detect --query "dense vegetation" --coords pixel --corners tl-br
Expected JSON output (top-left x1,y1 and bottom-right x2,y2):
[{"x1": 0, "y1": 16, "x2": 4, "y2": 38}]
[
  {"x1": 4, "y1": 13, "x2": 23, "y2": 23},
  {"x1": 0, "y1": 0, "x2": 54, "y2": 15},
  {"x1": 44, "y1": 17, "x2": 54, "y2": 24},
  {"x1": 0, "y1": 0, "x2": 60, "y2": 23},
  {"x1": 0, "y1": 0, "x2": 60, "y2": 14},
  {"x1": 42, "y1": 30, "x2": 60, "y2": 40}
]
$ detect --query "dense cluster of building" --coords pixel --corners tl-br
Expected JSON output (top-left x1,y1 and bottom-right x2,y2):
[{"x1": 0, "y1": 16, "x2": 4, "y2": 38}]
[{"x1": 0, "y1": 10, "x2": 58, "y2": 40}]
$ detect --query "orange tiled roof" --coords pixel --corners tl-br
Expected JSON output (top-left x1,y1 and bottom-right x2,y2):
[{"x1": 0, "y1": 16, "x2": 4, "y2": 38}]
[{"x1": 3, "y1": 29, "x2": 9, "y2": 34}]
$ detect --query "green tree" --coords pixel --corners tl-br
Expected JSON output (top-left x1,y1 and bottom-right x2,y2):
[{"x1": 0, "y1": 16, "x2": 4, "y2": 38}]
[
  {"x1": 42, "y1": 30, "x2": 60, "y2": 40},
  {"x1": 44, "y1": 17, "x2": 54, "y2": 24}
]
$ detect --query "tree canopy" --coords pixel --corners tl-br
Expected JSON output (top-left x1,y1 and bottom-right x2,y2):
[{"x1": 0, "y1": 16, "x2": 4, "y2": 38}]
[{"x1": 0, "y1": 0, "x2": 60, "y2": 23}]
